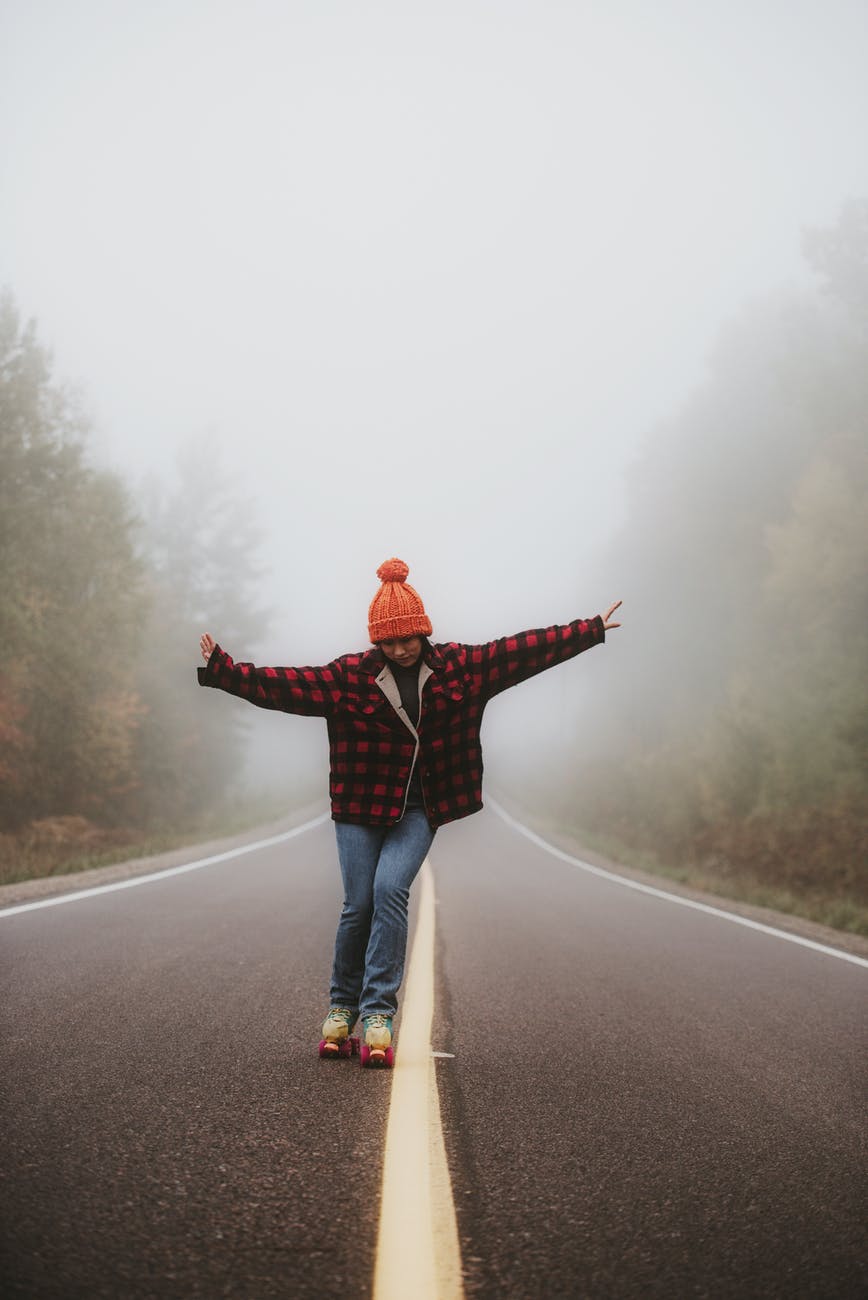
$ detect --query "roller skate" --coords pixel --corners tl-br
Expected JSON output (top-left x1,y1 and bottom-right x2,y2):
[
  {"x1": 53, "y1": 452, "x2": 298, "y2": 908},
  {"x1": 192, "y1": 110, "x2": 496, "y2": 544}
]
[
  {"x1": 318, "y1": 1006, "x2": 359, "y2": 1059},
  {"x1": 360, "y1": 1014, "x2": 395, "y2": 1069}
]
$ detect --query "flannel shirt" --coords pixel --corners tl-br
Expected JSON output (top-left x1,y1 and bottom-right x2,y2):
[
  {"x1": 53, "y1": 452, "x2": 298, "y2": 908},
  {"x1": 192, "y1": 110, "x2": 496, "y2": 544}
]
[{"x1": 198, "y1": 617, "x2": 605, "y2": 828}]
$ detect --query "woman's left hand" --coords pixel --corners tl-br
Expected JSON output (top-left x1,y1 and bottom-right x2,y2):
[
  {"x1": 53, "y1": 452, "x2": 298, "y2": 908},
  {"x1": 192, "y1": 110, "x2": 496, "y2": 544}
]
[{"x1": 602, "y1": 600, "x2": 622, "y2": 630}]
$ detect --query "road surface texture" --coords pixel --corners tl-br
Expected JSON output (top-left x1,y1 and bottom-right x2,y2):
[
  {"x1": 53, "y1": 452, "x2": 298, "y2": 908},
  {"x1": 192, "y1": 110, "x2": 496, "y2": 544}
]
[
  {"x1": 433, "y1": 810, "x2": 866, "y2": 1299},
  {"x1": 1, "y1": 807, "x2": 865, "y2": 1298}
]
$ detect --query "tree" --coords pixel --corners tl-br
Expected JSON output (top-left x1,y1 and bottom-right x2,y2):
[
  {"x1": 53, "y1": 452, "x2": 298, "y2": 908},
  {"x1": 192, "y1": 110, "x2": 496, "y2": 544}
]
[
  {"x1": 131, "y1": 439, "x2": 270, "y2": 826},
  {"x1": 503, "y1": 203, "x2": 868, "y2": 906},
  {"x1": 0, "y1": 292, "x2": 145, "y2": 827},
  {"x1": 803, "y1": 197, "x2": 868, "y2": 326}
]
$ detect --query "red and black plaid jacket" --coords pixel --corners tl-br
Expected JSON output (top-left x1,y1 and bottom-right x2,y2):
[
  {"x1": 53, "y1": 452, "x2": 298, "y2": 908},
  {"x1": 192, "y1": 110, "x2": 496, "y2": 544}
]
[{"x1": 198, "y1": 617, "x2": 605, "y2": 828}]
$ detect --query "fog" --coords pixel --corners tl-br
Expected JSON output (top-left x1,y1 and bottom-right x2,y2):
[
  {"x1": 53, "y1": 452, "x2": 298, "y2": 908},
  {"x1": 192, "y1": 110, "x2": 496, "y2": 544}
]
[{"x1": 2, "y1": 1, "x2": 866, "y2": 813}]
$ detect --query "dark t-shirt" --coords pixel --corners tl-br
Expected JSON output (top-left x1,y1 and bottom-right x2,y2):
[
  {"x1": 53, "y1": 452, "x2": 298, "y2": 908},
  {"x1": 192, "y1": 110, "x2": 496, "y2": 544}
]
[{"x1": 390, "y1": 661, "x2": 423, "y2": 807}]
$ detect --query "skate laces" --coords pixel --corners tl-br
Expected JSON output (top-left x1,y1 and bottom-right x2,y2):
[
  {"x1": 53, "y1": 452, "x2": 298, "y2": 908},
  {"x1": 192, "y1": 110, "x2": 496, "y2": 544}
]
[
  {"x1": 325, "y1": 1007, "x2": 354, "y2": 1028},
  {"x1": 364, "y1": 1014, "x2": 390, "y2": 1029}
]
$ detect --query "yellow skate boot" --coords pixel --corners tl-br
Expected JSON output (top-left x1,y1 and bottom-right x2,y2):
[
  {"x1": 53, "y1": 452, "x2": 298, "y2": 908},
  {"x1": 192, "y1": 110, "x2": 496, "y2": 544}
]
[
  {"x1": 361, "y1": 1014, "x2": 395, "y2": 1069},
  {"x1": 318, "y1": 1007, "x2": 358, "y2": 1059}
]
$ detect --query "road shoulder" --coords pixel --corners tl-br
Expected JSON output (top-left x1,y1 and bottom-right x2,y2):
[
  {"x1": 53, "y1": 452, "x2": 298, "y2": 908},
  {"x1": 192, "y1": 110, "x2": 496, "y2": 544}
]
[
  {"x1": 490, "y1": 797, "x2": 868, "y2": 962},
  {"x1": 0, "y1": 803, "x2": 329, "y2": 911}
]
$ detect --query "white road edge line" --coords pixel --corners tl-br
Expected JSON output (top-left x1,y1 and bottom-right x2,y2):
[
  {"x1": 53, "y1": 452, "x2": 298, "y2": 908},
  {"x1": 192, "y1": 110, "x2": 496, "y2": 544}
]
[
  {"x1": 0, "y1": 814, "x2": 331, "y2": 919},
  {"x1": 489, "y1": 798, "x2": 868, "y2": 971},
  {"x1": 373, "y1": 858, "x2": 464, "y2": 1300}
]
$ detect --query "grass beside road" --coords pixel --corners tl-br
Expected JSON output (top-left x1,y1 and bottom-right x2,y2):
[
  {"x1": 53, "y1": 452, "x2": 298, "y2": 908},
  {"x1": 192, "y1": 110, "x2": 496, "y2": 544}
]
[{"x1": 569, "y1": 826, "x2": 868, "y2": 938}]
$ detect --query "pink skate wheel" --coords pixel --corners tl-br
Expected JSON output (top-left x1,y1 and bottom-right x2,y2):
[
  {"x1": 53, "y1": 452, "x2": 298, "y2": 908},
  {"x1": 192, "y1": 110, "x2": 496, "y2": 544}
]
[
  {"x1": 360, "y1": 1043, "x2": 396, "y2": 1069},
  {"x1": 320, "y1": 1036, "x2": 358, "y2": 1059}
]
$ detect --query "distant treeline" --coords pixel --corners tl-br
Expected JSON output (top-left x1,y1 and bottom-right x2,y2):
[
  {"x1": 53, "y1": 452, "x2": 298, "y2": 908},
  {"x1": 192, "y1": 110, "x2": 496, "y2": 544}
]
[
  {"x1": 513, "y1": 200, "x2": 868, "y2": 926},
  {"x1": 3, "y1": 199, "x2": 866, "y2": 921},
  {"x1": 0, "y1": 290, "x2": 267, "y2": 852}
]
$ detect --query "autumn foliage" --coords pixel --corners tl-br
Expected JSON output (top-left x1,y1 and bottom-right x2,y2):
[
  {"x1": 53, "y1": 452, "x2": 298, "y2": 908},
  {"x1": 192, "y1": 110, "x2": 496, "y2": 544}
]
[{"x1": 0, "y1": 291, "x2": 265, "y2": 870}]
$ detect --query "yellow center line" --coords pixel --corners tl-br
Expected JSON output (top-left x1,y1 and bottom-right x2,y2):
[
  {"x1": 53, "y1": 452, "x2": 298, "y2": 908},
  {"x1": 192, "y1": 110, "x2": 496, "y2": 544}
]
[{"x1": 373, "y1": 858, "x2": 465, "y2": 1300}]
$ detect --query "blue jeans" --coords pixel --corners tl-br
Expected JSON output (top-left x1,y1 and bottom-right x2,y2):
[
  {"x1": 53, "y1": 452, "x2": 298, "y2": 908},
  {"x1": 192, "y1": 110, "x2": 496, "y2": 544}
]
[{"x1": 330, "y1": 809, "x2": 435, "y2": 1019}]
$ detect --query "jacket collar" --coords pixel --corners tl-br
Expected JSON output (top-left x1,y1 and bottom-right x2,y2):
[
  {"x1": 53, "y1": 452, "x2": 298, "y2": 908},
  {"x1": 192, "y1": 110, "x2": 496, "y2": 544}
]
[
  {"x1": 424, "y1": 640, "x2": 447, "y2": 671},
  {"x1": 359, "y1": 638, "x2": 444, "y2": 677},
  {"x1": 360, "y1": 646, "x2": 386, "y2": 675}
]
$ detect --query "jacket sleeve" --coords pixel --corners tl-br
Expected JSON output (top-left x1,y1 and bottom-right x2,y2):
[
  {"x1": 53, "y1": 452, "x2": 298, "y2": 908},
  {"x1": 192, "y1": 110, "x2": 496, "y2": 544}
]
[
  {"x1": 197, "y1": 645, "x2": 342, "y2": 717},
  {"x1": 465, "y1": 617, "x2": 605, "y2": 700}
]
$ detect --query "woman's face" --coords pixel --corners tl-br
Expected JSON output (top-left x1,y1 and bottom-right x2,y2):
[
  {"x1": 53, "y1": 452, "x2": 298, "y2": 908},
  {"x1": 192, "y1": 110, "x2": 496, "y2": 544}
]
[{"x1": 379, "y1": 636, "x2": 424, "y2": 667}]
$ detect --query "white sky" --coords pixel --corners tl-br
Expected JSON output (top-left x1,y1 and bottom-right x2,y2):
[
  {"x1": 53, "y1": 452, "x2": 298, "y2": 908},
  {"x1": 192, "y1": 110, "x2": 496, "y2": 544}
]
[{"x1": 2, "y1": 0, "x2": 867, "y2": 668}]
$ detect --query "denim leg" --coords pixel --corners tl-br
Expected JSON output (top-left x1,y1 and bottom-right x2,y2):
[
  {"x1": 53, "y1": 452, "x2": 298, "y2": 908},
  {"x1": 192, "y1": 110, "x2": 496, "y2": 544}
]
[
  {"x1": 329, "y1": 822, "x2": 386, "y2": 1011},
  {"x1": 360, "y1": 809, "x2": 435, "y2": 1019}
]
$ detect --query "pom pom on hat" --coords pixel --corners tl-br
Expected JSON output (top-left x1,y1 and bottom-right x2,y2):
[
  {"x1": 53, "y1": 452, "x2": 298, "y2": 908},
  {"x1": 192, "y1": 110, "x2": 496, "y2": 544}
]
[
  {"x1": 377, "y1": 558, "x2": 410, "y2": 583},
  {"x1": 368, "y1": 557, "x2": 432, "y2": 643}
]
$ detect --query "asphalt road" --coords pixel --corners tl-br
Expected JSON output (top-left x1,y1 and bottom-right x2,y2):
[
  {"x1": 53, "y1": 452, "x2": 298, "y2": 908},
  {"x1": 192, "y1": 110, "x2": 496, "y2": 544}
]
[
  {"x1": 0, "y1": 819, "x2": 388, "y2": 1300},
  {"x1": 433, "y1": 810, "x2": 867, "y2": 1299},
  {"x1": 1, "y1": 809, "x2": 865, "y2": 1298}
]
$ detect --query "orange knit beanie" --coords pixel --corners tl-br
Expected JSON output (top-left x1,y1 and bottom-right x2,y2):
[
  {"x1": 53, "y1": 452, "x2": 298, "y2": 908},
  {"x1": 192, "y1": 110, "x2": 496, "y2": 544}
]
[{"x1": 368, "y1": 558, "x2": 432, "y2": 643}]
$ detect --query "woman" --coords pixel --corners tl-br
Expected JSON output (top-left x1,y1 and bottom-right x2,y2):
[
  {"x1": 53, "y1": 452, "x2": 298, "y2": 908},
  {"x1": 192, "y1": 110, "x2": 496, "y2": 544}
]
[{"x1": 198, "y1": 558, "x2": 621, "y2": 1066}]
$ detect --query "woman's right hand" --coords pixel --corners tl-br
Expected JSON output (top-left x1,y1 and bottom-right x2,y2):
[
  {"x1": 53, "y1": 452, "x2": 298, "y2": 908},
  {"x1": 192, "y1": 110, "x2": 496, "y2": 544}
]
[{"x1": 200, "y1": 633, "x2": 216, "y2": 663}]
